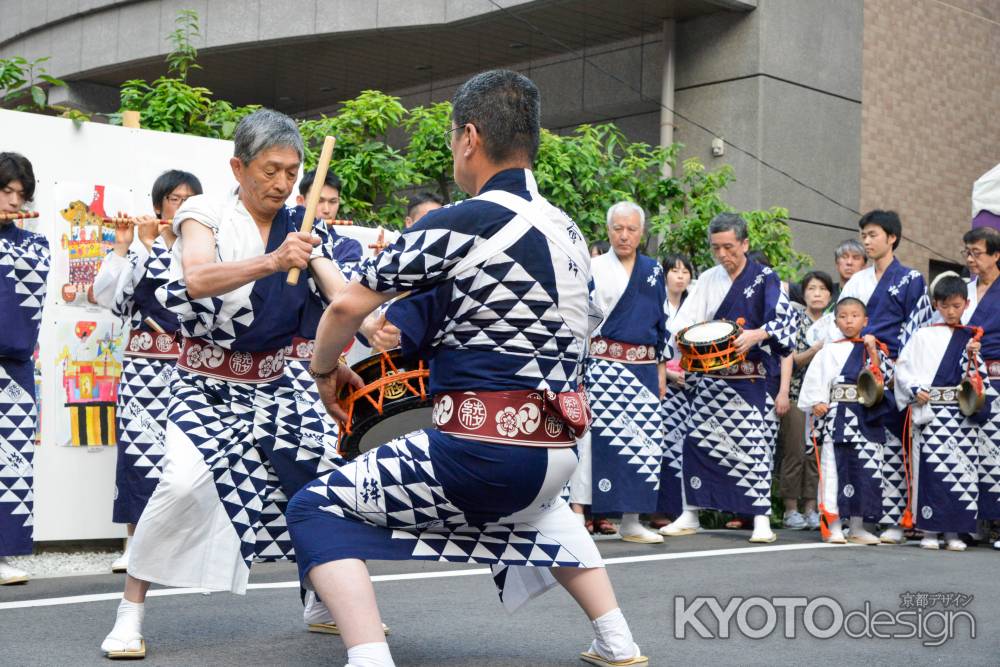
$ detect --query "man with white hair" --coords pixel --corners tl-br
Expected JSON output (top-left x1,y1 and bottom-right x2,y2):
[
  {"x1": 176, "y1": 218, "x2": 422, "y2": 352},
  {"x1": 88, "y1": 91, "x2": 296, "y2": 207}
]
[
  {"x1": 99, "y1": 109, "x2": 349, "y2": 658},
  {"x1": 569, "y1": 201, "x2": 669, "y2": 543}
]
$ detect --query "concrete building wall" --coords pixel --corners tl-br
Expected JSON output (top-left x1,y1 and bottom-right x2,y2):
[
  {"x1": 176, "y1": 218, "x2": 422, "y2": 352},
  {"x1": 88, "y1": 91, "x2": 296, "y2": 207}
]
[
  {"x1": 860, "y1": 0, "x2": 1000, "y2": 274},
  {"x1": 673, "y1": 0, "x2": 863, "y2": 278}
]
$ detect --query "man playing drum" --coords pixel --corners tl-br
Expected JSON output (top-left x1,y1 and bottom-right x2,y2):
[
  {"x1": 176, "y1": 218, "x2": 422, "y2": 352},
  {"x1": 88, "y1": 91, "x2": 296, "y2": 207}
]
[
  {"x1": 287, "y1": 69, "x2": 647, "y2": 667},
  {"x1": 99, "y1": 110, "x2": 347, "y2": 659},
  {"x1": 568, "y1": 201, "x2": 668, "y2": 543},
  {"x1": 660, "y1": 213, "x2": 798, "y2": 543}
]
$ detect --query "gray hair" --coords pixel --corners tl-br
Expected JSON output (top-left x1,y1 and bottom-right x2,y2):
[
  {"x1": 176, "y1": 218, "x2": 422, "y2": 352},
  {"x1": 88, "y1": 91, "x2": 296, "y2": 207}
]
[
  {"x1": 606, "y1": 201, "x2": 645, "y2": 228},
  {"x1": 834, "y1": 238, "x2": 866, "y2": 261},
  {"x1": 233, "y1": 109, "x2": 304, "y2": 165},
  {"x1": 707, "y1": 212, "x2": 747, "y2": 241}
]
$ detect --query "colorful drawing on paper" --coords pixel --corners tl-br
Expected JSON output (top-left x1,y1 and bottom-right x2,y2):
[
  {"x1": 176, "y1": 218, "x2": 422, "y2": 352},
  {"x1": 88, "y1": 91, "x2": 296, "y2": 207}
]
[
  {"x1": 55, "y1": 319, "x2": 124, "y2": 447},
  {"x1": 32, "y1": 343, "x2": 42, "y2": 445},
  {"x1": 55, "y1": 184, "x2": 129, "y2": 306}
]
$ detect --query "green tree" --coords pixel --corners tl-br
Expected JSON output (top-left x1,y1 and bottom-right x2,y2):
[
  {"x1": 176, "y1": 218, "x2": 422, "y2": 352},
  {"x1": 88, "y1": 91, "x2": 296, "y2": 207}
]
[
  {"x1": 0, "y1": 55, "x2": 89, "y2": 123},
  {"x1": 651, "y1": 158, "x2": 811, "y2": 281},
  {"x1": 403, "y1": 101, "x2": 457, "y2": 203},
  {"x1": 117, "y1": 10, "x2": 259, "y2": 137},
  {"x1": 299, "y1": 90, "x2": 413, "y2": 227}
]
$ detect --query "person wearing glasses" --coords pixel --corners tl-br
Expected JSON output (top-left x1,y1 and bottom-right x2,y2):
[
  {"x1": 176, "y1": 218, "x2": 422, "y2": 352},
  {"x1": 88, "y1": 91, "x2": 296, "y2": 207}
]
[
  {"x1": 959, "y1": 227, "x2": 1000, "y2": 546},
  {"x1": 93, "y1": 170, "x2": 203, "y2": 575},
  {"x1": 0, "y1": 152, "x2": 50, "y2": 586}
]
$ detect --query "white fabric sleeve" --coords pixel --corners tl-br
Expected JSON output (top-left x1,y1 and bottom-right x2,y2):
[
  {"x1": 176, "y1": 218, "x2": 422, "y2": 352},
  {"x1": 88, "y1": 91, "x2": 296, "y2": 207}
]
[
  {"x1": 797, "y1": 346, "x2": 834, "y2": 411},
  {"x1": 92, "y1": 249, "x2": 147, "y2": 311}
]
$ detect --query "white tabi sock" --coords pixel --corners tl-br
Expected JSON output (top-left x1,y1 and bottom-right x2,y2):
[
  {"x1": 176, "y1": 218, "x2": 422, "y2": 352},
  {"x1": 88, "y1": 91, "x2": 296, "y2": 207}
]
[
  {"x1": 848, "y1": 516, "x2": 877, "y2": 540},
  {"x1": 828, "y1": 518, "x2": 845, "y2": 541},
  {"x1": 674, "y1": 509, "x2": 701, "y2": 529},
  {"x1": 619, "y1": 513, "x2": 651, "y2": 536},
  {"x1": 751, "y1": 514, "x2": 773, "y2": 536},
  {"x1": 101, "y1": 598, "x2": 145, "y2": 654},
  {"x1": 589, "y1": 607, "x2": 641, "y2": 661},
  {"x1": 345, "y1": 641, "x2": 395, "y2": 667}
]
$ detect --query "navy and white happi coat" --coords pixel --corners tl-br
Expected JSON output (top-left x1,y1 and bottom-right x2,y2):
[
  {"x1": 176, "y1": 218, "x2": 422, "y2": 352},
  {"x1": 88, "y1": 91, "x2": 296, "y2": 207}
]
[
  {"x1": 965, "y1": 279, "x2": 1000, "y2": 519},
  {"x1": 284, "y1": 214, "x2": 363, "y2": 467},
  {"x1": 833, "y1": 259, "x2": 933, "y2": 524},
  {"x1": 287, "y1": 169, "x2": 603, "y2": 612},
  {"x1": 658, "y1": 299, "x2": 687, "y2": 517},
  {"x1": 0, "y1": 222, "x2": 48, "y2": 557},
  {"x1": 798, "y1": 341, "x2": 892, "y2": 520},
  {"x1": 92, "y1": 238, "x2": 178, "y2": 525},
  {"x1": 667, "y1": 261, "x2": 797, "y2": 516},
  {"x1": 572, "y1": 251, "x2": 667, "y2": 514},
  {"x1": 125, "y1": 191, "x2": 343, "y2": 594},
  {"x1": 895, "y1": 325, "x2": 994, "y2": 533}
]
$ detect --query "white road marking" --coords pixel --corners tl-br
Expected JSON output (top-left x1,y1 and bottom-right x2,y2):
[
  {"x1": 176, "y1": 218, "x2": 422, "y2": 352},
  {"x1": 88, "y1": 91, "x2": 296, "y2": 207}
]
[{"x1": 0, "y1": 542, "x2": 847, "y2": 611}]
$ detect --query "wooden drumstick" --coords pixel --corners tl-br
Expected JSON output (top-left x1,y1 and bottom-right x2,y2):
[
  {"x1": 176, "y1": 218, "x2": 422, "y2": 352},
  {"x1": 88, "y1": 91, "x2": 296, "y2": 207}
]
[
  {"x1": 0, "y1": 211, "x2": 40, "y2": 221},
  {"x1": 287, "y1": 135, "x2": 336, "y2": 286}
]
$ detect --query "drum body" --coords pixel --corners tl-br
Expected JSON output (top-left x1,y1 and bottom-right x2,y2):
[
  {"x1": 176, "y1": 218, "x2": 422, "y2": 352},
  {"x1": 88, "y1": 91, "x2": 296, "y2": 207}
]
[
  {"x1": 676, "y1": 320, "x2": 744, "y2": 372},
  {"x1": 337, "y1": 350, "x2": 432, "y2": 460}
]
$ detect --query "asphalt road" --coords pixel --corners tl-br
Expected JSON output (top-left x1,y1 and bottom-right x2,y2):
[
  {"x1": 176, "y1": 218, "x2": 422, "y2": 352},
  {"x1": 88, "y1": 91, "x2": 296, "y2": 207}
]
[{"x1": 2, "y1": 530, "x2": 998, "y2": 666}]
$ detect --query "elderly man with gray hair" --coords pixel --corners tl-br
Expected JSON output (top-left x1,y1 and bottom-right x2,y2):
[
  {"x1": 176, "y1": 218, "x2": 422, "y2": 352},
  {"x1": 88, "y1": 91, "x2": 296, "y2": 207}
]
[
  {"x1": 569, "y1": 200, "x2": 669, "y2": 544},
  {"x1": 661, "y1": 212, "x2": 798, "y2": 543},
  {"x1": 100, "y1": 109, "x2": 350, "y2": 659},
  {"x1": 832, "y1": 238, "x2": 867, "y2": 300}
]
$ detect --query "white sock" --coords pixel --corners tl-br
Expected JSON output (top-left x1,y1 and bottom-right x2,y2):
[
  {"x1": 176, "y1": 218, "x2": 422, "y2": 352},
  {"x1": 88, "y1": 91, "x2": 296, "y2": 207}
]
[
  {"x1": 848, "y1": 517, "x2": 875, "y2": 537},
  {"x1": 676, "y1": 509, "x2": 701, "y2": 528},
  {"x1": 881, "y1": 525, "x2": 903, "y2": 539},
  {"x1": 101, "y1": 598, "x2": 145, "y2": 653},
  {"x1": 619, "y1": 513, "x2": 646, "y2": 535},
  {"x1": 752, "y1": 515, "x2": 772, "y2": 534},
  {"x1": 345, "y1": 641, "x2": 395, "y2": 667},
  {"x1": 828, "y1": 518, "x2": 844, "y2": 537},
  {"x1": 922, "y1": 531, "x2": 938, "y2": 541},
  {"x1": 590, "y1": 607, "x2": 639, "y2": 661}
]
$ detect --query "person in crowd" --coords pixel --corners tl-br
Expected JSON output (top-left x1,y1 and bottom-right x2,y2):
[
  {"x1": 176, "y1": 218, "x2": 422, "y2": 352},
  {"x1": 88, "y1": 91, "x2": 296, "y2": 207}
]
[
  {"x1": 92, "y1": 169, "x2": 203, "y2": 574},
  {"x1": 569, "y1": 201, "x2": 669, "y2": 544},
  {"x1": 653, "y1": 253, "x2": 694, "y2": 529},
  {"x1": 798, "y1": 297, "x2": 891, "y2": 544},
  {"x1": 0, "y1": 152, "x2": 49, "y2": 586},
  {"x1": 660, "y1": 213, "x2": 797, "y2": 543},
  {"x1": 895, "y1": 275, "x2": 993, "y2": 551},
  {"x1": 780, "y1": 270, "x2": 834, "y2": 530}
]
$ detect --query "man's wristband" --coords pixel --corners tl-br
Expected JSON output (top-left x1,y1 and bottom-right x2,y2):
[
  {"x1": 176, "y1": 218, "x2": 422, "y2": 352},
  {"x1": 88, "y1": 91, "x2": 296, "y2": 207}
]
[{"x1": 308, "y1": 354, "x2": 347, "y2": 380}]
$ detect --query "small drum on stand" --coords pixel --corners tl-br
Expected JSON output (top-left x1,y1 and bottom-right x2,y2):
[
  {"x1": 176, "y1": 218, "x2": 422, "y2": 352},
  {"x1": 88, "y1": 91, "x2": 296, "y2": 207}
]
[
  {"x1": 336, "y1": 349, "x2": 432, "y2": 460},
  {"x1": 675, "y1": 319, "x2": 745, "y2": 372}
]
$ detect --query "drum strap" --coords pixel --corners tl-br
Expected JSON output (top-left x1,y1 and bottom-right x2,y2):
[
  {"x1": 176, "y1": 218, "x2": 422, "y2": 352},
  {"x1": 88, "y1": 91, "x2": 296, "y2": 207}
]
[{"x1": 447, "y1": 190, "x2": 591, "y2": 280}]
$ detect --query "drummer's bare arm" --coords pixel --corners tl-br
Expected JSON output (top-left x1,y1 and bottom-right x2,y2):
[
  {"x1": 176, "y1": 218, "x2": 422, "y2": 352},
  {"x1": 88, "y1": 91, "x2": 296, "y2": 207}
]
[
  {"x1": 311, "y1": 281, "x2": 394, "y2": 373},
  {"x1": 915, "y1": 390, "x2": 930, "y2": 406},
  {"x1": 180, "y1": 220, "x2": 318, "y2": 299},
  {"x1": 657, "y1": 362, "x2": 667, "y2": 399},
  {"x1": 306, "y1": 256, "x2": 348, "y2": 302}
]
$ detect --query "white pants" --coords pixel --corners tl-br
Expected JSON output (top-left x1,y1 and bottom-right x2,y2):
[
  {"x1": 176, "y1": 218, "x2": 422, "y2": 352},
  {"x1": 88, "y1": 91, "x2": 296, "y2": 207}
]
[
  {"x1": 569, "y1": 432, "x2": 593, "y2": 505},
  {"x1": 128, "y1": 421, "x2": 248, "y2": 593}
]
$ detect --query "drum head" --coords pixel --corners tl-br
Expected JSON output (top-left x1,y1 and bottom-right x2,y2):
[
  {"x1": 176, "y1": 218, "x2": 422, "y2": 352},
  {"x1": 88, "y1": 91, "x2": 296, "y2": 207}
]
[
  {"x1": 680, "y1": 320, "x2": 738, "y2": 344},
  {"x1": 340, "y1": 400, "x2": 433, "y2": 460}
]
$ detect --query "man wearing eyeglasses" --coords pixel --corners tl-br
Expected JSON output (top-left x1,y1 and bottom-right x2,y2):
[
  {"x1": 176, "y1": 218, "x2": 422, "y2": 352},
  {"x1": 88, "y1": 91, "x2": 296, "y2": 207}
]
[
  {"x1": 93, "y1": 170, "x2": 203, "y2": 576},
  {"x1": 960, "y1": 227, "x2": 1000, "y2": 544}
]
